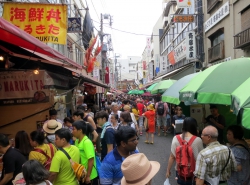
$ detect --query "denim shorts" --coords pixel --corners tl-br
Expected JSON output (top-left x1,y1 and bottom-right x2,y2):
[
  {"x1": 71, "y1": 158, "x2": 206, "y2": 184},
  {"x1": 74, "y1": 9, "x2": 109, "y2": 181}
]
[{"x1": 157, "y1": 116, "x2": 167, "y2": 127}]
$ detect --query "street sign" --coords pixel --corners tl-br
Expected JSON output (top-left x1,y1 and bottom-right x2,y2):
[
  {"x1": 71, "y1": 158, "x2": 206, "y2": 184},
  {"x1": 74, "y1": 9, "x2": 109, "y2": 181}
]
[{"x1": 173, "y1": 15, "x2": 195, "y2": 23}]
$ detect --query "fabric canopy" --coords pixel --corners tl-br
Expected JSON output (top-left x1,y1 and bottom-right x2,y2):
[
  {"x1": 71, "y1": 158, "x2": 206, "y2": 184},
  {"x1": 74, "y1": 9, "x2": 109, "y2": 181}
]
[{"x1": 0, "y1": 17, "x2": 82, "y2": 69}]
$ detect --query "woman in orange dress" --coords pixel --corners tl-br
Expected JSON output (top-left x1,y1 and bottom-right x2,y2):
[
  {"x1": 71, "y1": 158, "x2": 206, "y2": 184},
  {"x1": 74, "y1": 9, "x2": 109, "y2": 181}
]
[{"x1": 143, "y1": 104, "x2": 156, "y2": 144}]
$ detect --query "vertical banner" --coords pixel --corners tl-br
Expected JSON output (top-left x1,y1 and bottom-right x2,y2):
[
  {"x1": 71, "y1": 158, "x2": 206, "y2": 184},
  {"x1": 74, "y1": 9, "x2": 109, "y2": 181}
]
[
  {"x1": 143, "y1": 61, "x2": 147, "y2": 70},
  {"x1": 168, "y1": 51, "x2": 176, "y2": 65},
  {"x1": 105, "y1": 67, "x2": 110, "y2": 84},
  {"x1": 146, "y1": 37, "x2": 151, "y2": 57},
  {"x1": 186, "y1": 31, "x2": 196, "y2": 60},
  {"x1": 3, "y1": 3, "x2": 67, "y2": 44},
  {"x1": 93, "y1": 66, "x2": 100, "y2": 81}
]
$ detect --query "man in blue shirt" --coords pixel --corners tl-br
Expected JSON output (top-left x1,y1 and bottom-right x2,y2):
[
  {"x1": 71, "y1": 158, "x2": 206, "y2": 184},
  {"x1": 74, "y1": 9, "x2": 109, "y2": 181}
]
[
  {"x1": 96, "y1": 111, "x2": 116, "y2": 160},
  {"x1": 99, "y1": 126, "x2": 139, "y2": 185}
]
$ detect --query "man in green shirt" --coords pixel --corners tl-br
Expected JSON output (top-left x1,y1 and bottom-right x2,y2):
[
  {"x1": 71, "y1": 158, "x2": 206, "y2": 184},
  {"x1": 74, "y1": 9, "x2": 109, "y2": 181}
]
[
  {"x1": 49, "y1": 128, "x2": 80, "y2": 185},
  {"x1": 72, "y1": 120, "x2": 98, "y2": 185}
]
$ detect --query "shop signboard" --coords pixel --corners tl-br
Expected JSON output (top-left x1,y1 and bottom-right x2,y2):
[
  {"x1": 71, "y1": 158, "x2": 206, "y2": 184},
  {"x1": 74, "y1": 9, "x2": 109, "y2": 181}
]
[
  {"x1": 174, "y1": 39, "x2": 187, "y2": 62},
  {"x1": 176, "y1": 0, "x2": 194, "y2": 8},
  {"x1": 168, "y1": 51, "x2": 176, "y2": 65},
  {"x1": 173, "y1": 15, "x2": 195, "y2": 23},
  {"x1": 67, "y1": 17, "x2": 81, "y2": 33},
  {"x1": 186, "y1": 31, "x2": 196, "y2": 60},
  {"x1": 3, "y1": 3, "x2": 67, "y2": 44},
  {"x1": 0, "y1": 71, "x2": 49, "y2": 106},
  {"x1": 204, "y1": 1, "x2": 229, "y2": 32}
]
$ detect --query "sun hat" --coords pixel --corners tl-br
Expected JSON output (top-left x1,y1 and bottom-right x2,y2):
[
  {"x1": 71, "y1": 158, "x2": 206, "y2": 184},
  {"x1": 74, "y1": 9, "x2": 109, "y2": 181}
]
[
  {"x1": 147, "y1": 104, "x2": 154, "y2": 110},
  {"x1": 121, "y1": 153, "x2": 160, "y2": 185},
  {"x1": 43, "y1": 120, "x2": 62, "y2": 134}
]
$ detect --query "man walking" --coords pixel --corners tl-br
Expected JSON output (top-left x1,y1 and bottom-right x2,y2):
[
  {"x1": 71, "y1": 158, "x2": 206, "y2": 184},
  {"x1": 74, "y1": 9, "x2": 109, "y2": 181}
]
[
  {"x1": 136, "y1": 99, "x2": 146, "y2": 136},
  {"x1": 194, "y1": 126, "x2": 237, "y2": 185},
  {"x1": 155, "y1": 98, "x2": 169, "y2": 136}
]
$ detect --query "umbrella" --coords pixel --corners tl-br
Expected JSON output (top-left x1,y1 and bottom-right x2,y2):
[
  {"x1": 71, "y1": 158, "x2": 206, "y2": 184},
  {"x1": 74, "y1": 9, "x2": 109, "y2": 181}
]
[
  {"x1": 142, "y1": 92, "x2": 154, "y2": 96},
  {"x1": 128, "y1": 89, "x2": 144, "y2": 95},
  {"x1": 179, "y1": 58, "x2": 250, "y2": 105},
  {"x1": 151, "y1": 80, "x2": 176, "y2": 94},
  {"x1": 146, "y1": 83, "x2": 158, "y2": 92},
  {"x1": 161, "y1": 73, "x2": 198, "y2": 105}
]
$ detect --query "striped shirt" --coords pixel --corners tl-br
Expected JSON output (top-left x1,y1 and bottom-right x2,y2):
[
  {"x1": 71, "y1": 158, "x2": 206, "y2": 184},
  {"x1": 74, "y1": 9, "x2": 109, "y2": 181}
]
[{"x1": 194, "y1": 141, "x2": 237, "y2": 182}]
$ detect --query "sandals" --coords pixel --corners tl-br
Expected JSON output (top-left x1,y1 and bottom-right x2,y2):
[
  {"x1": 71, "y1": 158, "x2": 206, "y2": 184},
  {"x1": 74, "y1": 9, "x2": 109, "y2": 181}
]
[
  {"x1": 144, "y1": 140, "x2": 149, "y2": 144},
  {"x1": 150, "y1": 142, "x2": 154, "y2": 144}
]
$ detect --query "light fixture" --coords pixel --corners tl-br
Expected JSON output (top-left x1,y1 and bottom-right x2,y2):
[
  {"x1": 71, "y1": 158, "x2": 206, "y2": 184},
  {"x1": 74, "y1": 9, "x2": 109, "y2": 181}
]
[
  {"x1": 33, "y1": 68, "x2": 39, "y2": 75},
  {"x1": 0, "y1": 55, "x2": 4, "y2": 61}
]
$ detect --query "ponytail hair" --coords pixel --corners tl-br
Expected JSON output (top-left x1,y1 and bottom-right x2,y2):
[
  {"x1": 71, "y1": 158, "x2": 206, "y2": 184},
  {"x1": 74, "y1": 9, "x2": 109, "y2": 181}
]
[{"x1": 72, "y1": 120, "x2": 94, "y2": 136}]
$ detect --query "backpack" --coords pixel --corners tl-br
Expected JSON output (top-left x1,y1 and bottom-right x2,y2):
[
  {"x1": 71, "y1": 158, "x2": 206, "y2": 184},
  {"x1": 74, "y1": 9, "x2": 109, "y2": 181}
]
[
  {"x1": 34, "y1": 143, "x2": 54, "y2": 170},
  {"x1": 175, "y1": 135, "x2": 196, "y2": 181},
  {"x1": 157, "y1": 102, "x2": 165, "y2": 115}
]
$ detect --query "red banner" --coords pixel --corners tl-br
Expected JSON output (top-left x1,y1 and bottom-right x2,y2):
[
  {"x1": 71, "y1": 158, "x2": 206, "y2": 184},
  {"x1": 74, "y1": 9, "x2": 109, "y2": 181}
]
[
  {"x1": 105, "y1": 67, "x2": 110, "y2": 84},
  {"x1": 143, "y1": 61, "x2": 147, "y2": 70}
]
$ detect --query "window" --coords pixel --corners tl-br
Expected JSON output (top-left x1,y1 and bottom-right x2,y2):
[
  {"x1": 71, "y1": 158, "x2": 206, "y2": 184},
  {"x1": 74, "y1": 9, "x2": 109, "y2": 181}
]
[
  {"x1": 209, "y1": 29, "x2": 224, "y2": 47},
  {"x1": 75, "y1": 47, "x2": 83, "y2": 65}
]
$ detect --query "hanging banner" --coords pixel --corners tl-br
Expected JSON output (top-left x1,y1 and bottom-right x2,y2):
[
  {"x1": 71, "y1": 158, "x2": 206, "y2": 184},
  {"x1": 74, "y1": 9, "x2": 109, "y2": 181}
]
[
  {"x1": 168, "y1": 51, "x2": 176, "y2": 65},
  {"x1": 186, "y1": 31, "x2": 196, "y2": 60},
  {"x1": 0, "y1": 71, "x2": 49, "y2": 106},
  {"x1": 174, "y1": 39, "x2": 187, "y2": 62},
  {"x1": 67, "y1": 17, "x2": 81, "y2": 33},
  {"x1": 105, "y1": 67, "x2": 110, "y2": 84},
  {"x1": 3, "y1": 3, "x2": 67, "y2": 44},
  {"x1": 176, "y1": 0, "x2": 194, "y2": 8}
]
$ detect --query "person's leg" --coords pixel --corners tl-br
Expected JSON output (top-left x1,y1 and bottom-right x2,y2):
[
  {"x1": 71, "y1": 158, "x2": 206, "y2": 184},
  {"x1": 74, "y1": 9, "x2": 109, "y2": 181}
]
[
  {"x1": 145, "y1": 132, "x2": 149, "y2": 143},
  {"x1": 139, "y1": 116, "x2": 143, "y2": 135},
  {"x1": 151, "y1": 133, "x2": 154, "y2": 144},
  {"x1": 162, "y1": 116, "x2": 167, "y2": 136},
  {"x1": 157, "y1": 116, "x2": 161, "y2": 136}
]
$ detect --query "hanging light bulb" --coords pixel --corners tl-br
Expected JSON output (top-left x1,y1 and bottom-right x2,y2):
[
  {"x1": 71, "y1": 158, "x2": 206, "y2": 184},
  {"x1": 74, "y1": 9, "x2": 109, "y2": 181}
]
[
  {"x1": 33, "y1": 68, "x2": 39, "y2": 75},
  {"x1": 0, "y1": 56, "x2": 4, "y2": 61}
]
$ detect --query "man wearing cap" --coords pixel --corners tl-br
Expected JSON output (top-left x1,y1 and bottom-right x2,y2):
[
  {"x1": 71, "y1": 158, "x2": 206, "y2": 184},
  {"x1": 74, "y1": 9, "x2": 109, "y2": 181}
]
[
  {"x1": 43, "y1": 120, "x2": 62, "y2": 144},
  {"x1": 99, "y1": 127, "x2": 139, "y2": 185}
]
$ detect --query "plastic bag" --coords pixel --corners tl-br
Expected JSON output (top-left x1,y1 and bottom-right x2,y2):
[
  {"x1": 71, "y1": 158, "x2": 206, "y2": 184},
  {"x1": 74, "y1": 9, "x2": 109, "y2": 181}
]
[{"x1": 164, "y1": 178, "x2": 171, "y2": 185}]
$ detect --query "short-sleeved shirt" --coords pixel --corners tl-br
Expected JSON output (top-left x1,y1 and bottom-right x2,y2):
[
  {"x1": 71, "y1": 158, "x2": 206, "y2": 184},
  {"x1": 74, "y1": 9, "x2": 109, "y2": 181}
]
[
  {"x1": 171, "y1": 135, "x2": 203, "y2": 170},
  {"x1": 1, "y1": 147, "x2": 27, "y2": 185},
  {"x1": 99, "y1": 148, "x2": 139, "y2": 185},
  {"x1": 194, "y1": 141, "x2": 237, "y2": 183},
  {"x1": 172, "y1": 115, "x2": 185, "y2": 134},
  {"x1": 205, "y1": 115, "x2": 225, "y2": 143},
  {"x1": 50, "y1": 145, "x2": 80, "y2": 185},
  {"x1": 155, "y1": 102, "x2": 169, "y2": 117},
  {"x1": 137, "y1": 103, "x2": 145, "y2": 116},
  {"x1": 101, "y1": 127, "x2": 116, "y2": 160},
  {"x1": 75, "y1": 136, "x2": 97, "y2": 180},
  {"x1": 29, "y1": 144, "x2": 57, "y2": 165}
]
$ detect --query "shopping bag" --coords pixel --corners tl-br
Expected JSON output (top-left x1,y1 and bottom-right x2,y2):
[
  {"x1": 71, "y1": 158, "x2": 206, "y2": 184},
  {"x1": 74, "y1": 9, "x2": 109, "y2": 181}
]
[{"x1": 164, "y1": 178, "x2": 171, "y2": 185}]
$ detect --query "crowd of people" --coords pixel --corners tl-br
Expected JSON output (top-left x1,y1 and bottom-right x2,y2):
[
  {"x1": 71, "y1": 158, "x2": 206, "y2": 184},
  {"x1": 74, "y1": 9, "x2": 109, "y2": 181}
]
[{"x1": 0, "y1": 95, "x2": 249, "y2": 185}]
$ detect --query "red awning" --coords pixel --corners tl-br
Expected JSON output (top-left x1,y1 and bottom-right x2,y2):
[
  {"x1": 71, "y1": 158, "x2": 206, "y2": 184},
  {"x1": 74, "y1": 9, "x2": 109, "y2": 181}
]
[{"x1": 0, "y1": 17, "x2": 82, "y2": 69}]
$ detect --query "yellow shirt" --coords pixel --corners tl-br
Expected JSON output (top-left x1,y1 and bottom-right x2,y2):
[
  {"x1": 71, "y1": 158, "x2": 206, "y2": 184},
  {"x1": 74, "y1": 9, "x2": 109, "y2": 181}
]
[
  {"x1": 132, "y1": 108, "x2": 139, "y2": 121},
  {"x1": 29, "y1": 144, "x2": 57, "y2": 165}
]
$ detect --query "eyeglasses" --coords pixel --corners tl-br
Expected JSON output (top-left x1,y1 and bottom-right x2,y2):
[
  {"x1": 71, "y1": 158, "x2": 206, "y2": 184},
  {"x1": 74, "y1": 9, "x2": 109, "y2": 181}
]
[
  {"x1": 128, "y1": 137, "x2": 139, "y2": 144},
  {"x1": 201, "y1": 134, "x2": 210, "y2": 137}
]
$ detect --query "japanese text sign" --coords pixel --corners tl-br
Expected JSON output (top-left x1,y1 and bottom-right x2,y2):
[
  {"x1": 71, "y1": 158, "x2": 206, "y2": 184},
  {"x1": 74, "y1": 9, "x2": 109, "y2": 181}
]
[
  {"x1": 174, "y1": 39, "x2": 186, "y2": 62},
  {"x1": 3, "y1": 3, "x2": 67, "y2": 44},
  {"x1": 176, "y1": 0, "x2": 194, "y2": 8},
  {"x1": 174, "y1": 15, "x2": 194, "y2": 23},
  {"x1": 186, "y1": 31, "x2": 196, "y2": 60},
  {"x1": 204, "y1": 1, "x2": 229, "y2": 32}
]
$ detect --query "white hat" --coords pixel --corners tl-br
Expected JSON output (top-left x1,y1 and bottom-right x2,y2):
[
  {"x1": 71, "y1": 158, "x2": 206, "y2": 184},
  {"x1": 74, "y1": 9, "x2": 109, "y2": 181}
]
[{"x1": 43, "y1": 120, "x2": 62, "y2": 134}]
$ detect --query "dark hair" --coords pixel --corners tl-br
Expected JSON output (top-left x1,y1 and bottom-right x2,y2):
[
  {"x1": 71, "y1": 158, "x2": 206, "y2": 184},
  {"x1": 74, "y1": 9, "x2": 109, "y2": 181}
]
[
  {"x1": 72, "y1": 121, "x2": 93, "y2": 135},
  {"x1": 0, "y1": 134, "x2": 9, "y2": 147},
  {"x1": 111, "y1": 114, "x2": 119, "y2": 120},
  {"x1": 73, "y1": 110, "x2": 84, "y2": 119},
  {"x1": 182, "y1": 117, "x2": 198, "y2": 139},
  {"x1": 55, "y1": 128, "x2": 72, "y2": 142},
  {"x1": 22, "y1": 160, "x2": 49, "y2": 185},
  {"x1": 15, "y1": 131, "x2": 33, "y2": 156},
  {"x1": 210, "y1": 105, "x2": 217, "y2": 109},
  {"x1": 30, "y1": 131, "x2": 45, "y2": 145},
  {"x1": 175, "y1": 106, "x2": 182, "y2": 111},
  {"x1": 95, "y1": 110, "x2": 109, "y2": 120},
  {"x1": 63, "y1": 117, "x2": 73, "y2": 123},
  {"x1": 120, "y1": 111, "x2": 132, "y2": 123},
  {"x1": 123, "y1": 99, "x2": 130, "y2": 105},
  {"x1": 115, "y1": 126, "x2": 137, "y2": 146},
  {"x1": 227, "y1": 125, "x2": 244, "y2": 140},
  {"x1": 132, "y1": 103, "x2": 137, "y2": 109},
  {"x1": 49, "y1": 109, "x2": 57, "y2": 116}
]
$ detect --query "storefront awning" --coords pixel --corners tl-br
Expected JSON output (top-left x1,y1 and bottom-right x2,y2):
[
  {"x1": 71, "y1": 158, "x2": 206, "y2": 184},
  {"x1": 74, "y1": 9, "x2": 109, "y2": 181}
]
[{"x1": 0, "y1": 17, "x2": 82, "y2": 69}]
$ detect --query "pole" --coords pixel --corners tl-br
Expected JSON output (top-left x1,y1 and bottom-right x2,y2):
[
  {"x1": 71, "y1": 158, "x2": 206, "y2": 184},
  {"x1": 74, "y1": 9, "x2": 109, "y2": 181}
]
[
  {"x1": 197, "y1": 0, "x2": 204, "y2": 67},
  {"x1": 100, "y1": 13, "x2": 105, "y2": 83}
]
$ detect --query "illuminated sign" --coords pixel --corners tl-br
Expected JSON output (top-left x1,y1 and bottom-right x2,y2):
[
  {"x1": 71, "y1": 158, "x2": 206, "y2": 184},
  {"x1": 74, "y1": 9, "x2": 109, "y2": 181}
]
[{"x1": 173, "y1": 15, "x2": 195, "y2": 23}]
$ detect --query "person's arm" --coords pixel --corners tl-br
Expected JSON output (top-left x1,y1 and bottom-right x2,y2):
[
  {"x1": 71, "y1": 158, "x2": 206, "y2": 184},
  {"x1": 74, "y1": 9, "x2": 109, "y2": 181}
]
[
  {"x1": 0, "y1": 173, "x2": 13, "y2": 185},
  {"x1": 166, "y1": 153, "x2": 175, "y2": 178},
  {"x1": 48, "y1": 172, "x2": 58, "y2": 183},
  {"x1": 195, "y1": 178, "x2": 204, "y2": 185},
  {"x1": 87, "y1": 116, "x2": 97, "y2": 129},
  {"x1": 209, "y1": 116, "x2": 225, "y2": 129},
  {"x1": 85, "y1": 157, "x2": 94, "y2": 184},
  {"x1": 92, "y1": 130, "x2": 98, "y2": 142},
  {"x1": 107, "y1": 144, "x2": 113, "y2": 153}
]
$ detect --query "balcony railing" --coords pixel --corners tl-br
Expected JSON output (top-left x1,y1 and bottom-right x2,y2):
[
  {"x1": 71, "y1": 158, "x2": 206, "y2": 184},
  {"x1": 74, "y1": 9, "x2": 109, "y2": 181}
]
[
  {"x1": 234, "y1": 27, "x2": 250, "y2": 49},
  {"x1": 207, "y1": 0, "x2": 222, "y2": 13},
  {"x1": 208, "y1": 40, "x2": 224, "y2": 63}
]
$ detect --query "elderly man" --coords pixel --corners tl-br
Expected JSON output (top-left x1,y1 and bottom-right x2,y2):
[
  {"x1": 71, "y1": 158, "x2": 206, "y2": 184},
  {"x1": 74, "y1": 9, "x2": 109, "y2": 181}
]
[
  {"x1": 194, "y1": 126, "x2": 237, "y2": 185},
  {"x1": 108, "y1": 102, "x2": 121, "y2": 122}
]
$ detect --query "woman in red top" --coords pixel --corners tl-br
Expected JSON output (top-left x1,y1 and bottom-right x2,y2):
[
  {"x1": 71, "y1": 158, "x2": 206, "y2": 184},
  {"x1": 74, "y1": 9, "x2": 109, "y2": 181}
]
[{"x1": 143, "y1": 104, "x2": 156, "y2": 144}]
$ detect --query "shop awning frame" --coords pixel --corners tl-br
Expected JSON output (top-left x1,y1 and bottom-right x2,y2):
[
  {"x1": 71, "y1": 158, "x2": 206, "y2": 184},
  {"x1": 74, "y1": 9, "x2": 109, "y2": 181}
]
[{"x1": 0, "y1": 17, "x2": 82, "y2": 69}]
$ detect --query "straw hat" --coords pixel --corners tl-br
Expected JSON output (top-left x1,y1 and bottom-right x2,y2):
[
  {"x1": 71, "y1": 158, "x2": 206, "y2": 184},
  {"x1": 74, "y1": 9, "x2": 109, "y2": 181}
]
[
  {"x1": 121, "y1": 153, "x2": 160, "y2": 185},
  {"x1": 43, "y1": 120, "x2": 62, "y2": 134},
  {"x1": 147, "y1": 104, "x2": 154, "y2": 110}
]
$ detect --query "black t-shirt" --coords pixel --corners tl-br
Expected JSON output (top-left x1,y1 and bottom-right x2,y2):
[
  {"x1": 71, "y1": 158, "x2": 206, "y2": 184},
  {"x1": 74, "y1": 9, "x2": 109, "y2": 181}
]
[
  {"x1": 1, "y1": 147, "x2": 27, "y2": 185},
  {"x1": 206, "y1": 114, "x2": 226, "y2": 143},
  {"x1": 101, "y1": 127, "x2": 115, "y2": 161}
]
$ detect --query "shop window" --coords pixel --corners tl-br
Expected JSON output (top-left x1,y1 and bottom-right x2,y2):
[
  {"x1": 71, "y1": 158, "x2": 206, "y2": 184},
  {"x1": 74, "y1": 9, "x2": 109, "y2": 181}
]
[
  {"x1": 209, "y1": 29, "x2": 224, "y2": 47},
  {"x1": 241, "y1": 6, "x2": 250, "y2": 31},
  {"x1": 208, "y1": 29, "x2": 225, "y2": 62}
]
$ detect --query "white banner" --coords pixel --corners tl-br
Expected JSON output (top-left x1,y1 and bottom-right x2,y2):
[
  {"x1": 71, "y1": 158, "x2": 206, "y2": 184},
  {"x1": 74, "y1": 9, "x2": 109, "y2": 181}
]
[
  {"x1": 160, "y1": 56, "x2": 167, "y2": 73},
  {"x1": 0, "y1": 70, "x2": 49, "y2": 105},
  {"x1": 146, "y1": 37, "x2": 151, "y2": 57},
  {"x1": 186, "y1": 31, "x2": 196, "y2": 60},
  {"x1": 93, "y1": 66, "x2": 100, "y2": 81},
  {"x1": 176, "y1": 0, "x2": 194, "y2": 8},
  {"x1": 174, "y1": 39, "x2": 187, "y2": 62},
  {"x1": 204, "y1": 1, "x2": 229, "y2": 32}
]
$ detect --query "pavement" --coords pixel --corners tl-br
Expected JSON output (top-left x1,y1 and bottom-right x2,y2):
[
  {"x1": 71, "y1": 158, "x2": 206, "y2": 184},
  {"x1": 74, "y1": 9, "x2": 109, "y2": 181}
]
[{"x1": 137, "y1": 131, "x2": 177, "y2": 185}]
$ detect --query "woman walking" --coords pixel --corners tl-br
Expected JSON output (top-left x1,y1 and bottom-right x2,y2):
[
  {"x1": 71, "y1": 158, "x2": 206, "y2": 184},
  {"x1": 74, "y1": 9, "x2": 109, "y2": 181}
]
[{"x1": 142, "y1": 104, "x2": 155, "y2": 144}]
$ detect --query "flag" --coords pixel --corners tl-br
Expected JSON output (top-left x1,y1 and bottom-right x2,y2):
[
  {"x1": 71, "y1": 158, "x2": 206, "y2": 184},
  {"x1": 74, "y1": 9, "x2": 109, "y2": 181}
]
[{"x1": 82, "y1": 11, "x2": 93, "y2": 50}]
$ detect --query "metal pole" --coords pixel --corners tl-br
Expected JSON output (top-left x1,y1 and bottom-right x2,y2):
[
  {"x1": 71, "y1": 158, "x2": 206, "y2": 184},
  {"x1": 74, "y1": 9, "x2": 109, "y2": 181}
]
[
  {"x1": 197, "y1": 0, "x2": 204, "y2": 66},
  {"x1": 100, "y1": 13, "x2": 105, "y2": 83}
]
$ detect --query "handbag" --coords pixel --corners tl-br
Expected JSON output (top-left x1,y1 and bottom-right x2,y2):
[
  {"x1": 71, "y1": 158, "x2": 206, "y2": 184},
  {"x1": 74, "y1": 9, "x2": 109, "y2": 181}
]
[
  {"x1": 193, "y1": 147, "x2": 231, "y2": 185},
  {"x1": 60, "y1": 148, "x2": 87, "y2": 183}
]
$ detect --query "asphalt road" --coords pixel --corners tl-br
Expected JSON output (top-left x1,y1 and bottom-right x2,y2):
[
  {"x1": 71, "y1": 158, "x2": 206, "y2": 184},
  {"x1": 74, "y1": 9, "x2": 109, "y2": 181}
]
[{"x1": 137, "y1": 131, "x2": 177, "y2": 185}]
